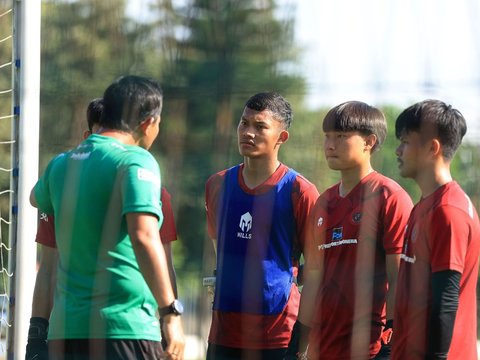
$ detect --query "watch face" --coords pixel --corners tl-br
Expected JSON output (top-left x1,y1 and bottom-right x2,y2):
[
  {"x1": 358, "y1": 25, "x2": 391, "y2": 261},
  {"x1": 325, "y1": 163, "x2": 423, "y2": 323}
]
[{"x1": 173, "y1": 299, "x2": 184, "y2": 315}]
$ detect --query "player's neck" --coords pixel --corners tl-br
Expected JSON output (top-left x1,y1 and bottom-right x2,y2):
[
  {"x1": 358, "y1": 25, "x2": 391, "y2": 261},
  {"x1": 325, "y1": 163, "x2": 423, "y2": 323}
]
[
  {"x1": 416, "y1": 165, "x2": 452, "y2": 198},
  {"x1": 242, "y1": 157, "x2": 280, "y2": 189},
  {"x1": 339, "y1": 164, "x2": 374, "y2": 197},
  {"x1": 97, "y1": 128, "x2": 136, "y2": 145}
]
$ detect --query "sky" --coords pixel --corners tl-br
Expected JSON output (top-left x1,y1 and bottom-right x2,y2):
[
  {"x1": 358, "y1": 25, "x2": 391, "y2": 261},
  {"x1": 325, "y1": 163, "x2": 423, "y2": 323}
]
[
  {"x1": 128, "y1": 0, "x2": 480, "y2": 142},
  {"x1": 293, "y1": 0, "x2": 480, "y2": 142}
]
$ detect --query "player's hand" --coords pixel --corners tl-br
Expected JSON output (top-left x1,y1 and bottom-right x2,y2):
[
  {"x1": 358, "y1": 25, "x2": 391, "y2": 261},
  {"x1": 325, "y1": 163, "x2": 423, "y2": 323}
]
[
  {"x1": 374, "y1": 319, "x2": 393, "y2": 360},
  {"x1": 202, "y1": 272, "x2": 216, "y2": 305},
  {"x1": 25, "y1": 317, "x2": 49, "y2": 360},
  {"x1": 160, "y1": 314, "x2": 185, "y2": 360},
  {"x1": 285, "y1": 320, "x2": 311, "y2": 360},
  {"x1": 206, "y1": 285, "x2": 215, "y2": 304}
]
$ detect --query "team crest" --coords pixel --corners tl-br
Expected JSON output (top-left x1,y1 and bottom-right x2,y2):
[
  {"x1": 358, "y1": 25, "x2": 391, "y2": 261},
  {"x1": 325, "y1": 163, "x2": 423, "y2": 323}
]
[{"x1": 352, "y1": 212, "x2": 362, "y2": 223}]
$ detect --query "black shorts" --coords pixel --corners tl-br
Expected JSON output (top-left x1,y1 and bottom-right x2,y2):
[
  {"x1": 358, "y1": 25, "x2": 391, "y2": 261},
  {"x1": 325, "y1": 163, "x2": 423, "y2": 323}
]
[{"x1": 48, "y1": 338, "x2": 164, "y2": 360}]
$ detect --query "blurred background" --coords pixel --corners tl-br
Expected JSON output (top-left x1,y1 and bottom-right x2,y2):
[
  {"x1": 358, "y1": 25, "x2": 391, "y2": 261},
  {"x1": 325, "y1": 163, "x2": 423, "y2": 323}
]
[{"x1": 0, "y1": 0, "x2": 479, "y2": 358}]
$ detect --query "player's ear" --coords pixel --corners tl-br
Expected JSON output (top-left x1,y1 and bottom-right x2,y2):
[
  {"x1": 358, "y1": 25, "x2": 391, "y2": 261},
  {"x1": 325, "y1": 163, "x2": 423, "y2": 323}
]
[
  {"x1": 430, "y1": 138, "x2": 442, "y2": 157},
  {"x1": 83, "y1": 130, "x2": 92, "y2": 140},
  {"x1": 364, "y1": 134, "x2": 377, "y2": 152},
  {"x1": 277, "y1": 130, "x2": 289, "y2": 145},
  {"x1": 138, "y1": 116, "x2": 157, "y2": 134}
]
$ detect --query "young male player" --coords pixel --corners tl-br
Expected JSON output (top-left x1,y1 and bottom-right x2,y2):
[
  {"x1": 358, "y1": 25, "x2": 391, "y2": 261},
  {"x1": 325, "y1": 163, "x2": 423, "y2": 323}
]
[
  {"x1": 391, "y1": 99, "x2": 480, "y2": 360},
  {"x1": 297, "y1": 101, "x2": 413, "y2": 359},
  {"x1": 26, "y1": 98, "x2": 181, "y2": 360},
  {"x1": 29, "y1": 76, "x2": 185, "y2": 360},
  {"x1": 205, "y1": 92, "x2": 319, "y2": 359}
]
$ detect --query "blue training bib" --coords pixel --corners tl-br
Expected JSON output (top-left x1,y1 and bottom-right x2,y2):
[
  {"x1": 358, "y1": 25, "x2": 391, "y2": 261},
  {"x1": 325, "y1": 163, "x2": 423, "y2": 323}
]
[{"x1": 213, "y1": 165, "x2": 297, "y2": 315}]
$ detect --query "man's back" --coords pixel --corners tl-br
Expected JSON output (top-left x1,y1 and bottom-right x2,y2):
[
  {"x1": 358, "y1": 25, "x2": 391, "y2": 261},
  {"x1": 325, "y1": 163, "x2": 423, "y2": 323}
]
[{"x1": 34, "y1": 134, "x2": 163, "y2": 340}]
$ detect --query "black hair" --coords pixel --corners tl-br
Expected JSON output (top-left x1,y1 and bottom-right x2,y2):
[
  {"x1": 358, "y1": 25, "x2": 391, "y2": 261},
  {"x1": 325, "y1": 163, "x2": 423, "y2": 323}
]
[
  {"x1": 244, "y1": 92, "x2": 292, "y2": 129},
  {"x1": 322, "y1": 101, "x2": 387, "y2": 152},
  {"x1": 395, "y1": 99, "x2": 467, "y2": 160},
  {"x1": 86, "y1": 98, "x2": 104, "y2": 132},
  {"x1": 101, "y1": 75, "x2": 163, "y2": 132}
]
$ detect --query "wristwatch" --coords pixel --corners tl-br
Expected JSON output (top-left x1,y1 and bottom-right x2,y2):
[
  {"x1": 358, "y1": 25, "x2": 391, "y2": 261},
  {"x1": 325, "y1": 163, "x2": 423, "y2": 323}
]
[{"x1": 159, "y1": 299, "x2": 184, "y2": 318}]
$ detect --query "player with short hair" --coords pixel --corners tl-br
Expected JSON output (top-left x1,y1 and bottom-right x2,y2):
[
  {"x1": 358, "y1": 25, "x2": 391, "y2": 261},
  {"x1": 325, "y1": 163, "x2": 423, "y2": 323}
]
[
  {"x1": 297, "y1": 101, "x2": 412, "y2": 359},
  {"x1": 205, "y1": 92, "x2": 319, "y2": 359},
  {"x1": 391, "y1": 99, "x2": 480, "y2": 360},
  {"x1": 29, "y1": 75, "x2": 185, "y2": 360}
]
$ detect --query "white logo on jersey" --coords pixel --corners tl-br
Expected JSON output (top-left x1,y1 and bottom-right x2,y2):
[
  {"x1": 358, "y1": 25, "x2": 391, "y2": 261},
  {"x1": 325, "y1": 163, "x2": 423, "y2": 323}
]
[
  {"x1": 137, "y1": 168, "x2": 160, "y2": 187},
  {"x1": 71, "y1": 152, "x2": 91, "y2": 160},
  {"x1": 400, "y1": 254, "x2": 416, "y2": 264},
  {"x1": 239, "y1": 212, "x2": 252, "y2": 232},
  {"x1": 40, "y1": 213, "x2": 49, "y2": 222},
  {"x1": 237, "y1": 212, "x2": 252, "y2": 239}
]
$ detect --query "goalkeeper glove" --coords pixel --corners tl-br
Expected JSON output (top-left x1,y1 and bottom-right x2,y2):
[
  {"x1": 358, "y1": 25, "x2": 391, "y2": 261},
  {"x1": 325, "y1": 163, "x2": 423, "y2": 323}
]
[{"x1": 25, "y1": 317, "x2": 49, "y2": 360}]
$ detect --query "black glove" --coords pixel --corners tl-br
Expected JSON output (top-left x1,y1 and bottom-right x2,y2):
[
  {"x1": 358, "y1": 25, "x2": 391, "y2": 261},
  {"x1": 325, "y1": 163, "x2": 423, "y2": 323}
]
[{"x1": 25, "y1": 317, "x2": 49, "y2": 360}]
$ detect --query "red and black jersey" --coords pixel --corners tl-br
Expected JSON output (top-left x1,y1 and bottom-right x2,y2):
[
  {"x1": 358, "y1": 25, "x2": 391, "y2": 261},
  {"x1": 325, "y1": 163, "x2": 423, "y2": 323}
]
[{"x1": 392, "y1": 181, "x2": 480, "y2": 360}]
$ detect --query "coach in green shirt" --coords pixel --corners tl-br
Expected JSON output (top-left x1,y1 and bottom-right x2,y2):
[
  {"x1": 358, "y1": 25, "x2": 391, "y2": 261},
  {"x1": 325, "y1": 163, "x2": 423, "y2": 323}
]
[{"x1": 30, "y1": 75, "x2": 185, "y2": 360}]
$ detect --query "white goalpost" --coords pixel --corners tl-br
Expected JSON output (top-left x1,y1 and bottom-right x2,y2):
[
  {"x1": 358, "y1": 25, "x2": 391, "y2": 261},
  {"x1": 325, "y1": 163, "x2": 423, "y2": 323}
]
[{"x1": 6, "y1": 0, "x2": 41, "y2": 359}]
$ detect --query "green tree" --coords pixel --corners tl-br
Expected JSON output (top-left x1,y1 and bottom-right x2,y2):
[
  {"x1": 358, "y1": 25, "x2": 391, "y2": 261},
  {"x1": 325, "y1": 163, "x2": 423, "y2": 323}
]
[{"x1": 40, "y1": 0, "x2": 158, "y2": 158}]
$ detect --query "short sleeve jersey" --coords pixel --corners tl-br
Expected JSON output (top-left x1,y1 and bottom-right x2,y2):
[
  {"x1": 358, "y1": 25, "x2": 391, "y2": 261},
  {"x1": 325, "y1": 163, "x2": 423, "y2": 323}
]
[
  {"x1": 307, "y1": 172, "x2": 412, "y2": 360},
  {"x1": 35, "y1": 187, "x2": 177, "y2": 248},
  {"x1": 205, "y1": 163, "x2": 319, "y2": 349},
  {"x1": 34, "y1": 134, "x2": 163, "y2": 341},
  {"x1": 392, "y1": 181, "x2": 480, "y2": 360}
]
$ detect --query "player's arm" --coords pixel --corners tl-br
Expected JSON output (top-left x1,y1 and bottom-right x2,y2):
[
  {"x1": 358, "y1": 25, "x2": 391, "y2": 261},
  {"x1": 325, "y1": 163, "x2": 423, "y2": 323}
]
[
  {"x1": 373, "y1": 253, "x2": 400, "y2": 358},
  {"x1": 380, "y1": 189, "x2": 413, "y2": 346},
  {"x1": 296, "y1": 266, "x2": 322, "y2": 352},
  {"x1": 210, "y1": 238, "x2": 217, "y2": 256},
  {"x1": 385, "y1": 253, "x2": 401, "y2": 321},
  {"x1": 162, "y1": 242, "x2": 177, "y2": 297},
  {"x1": 26, "y1": 245, "x2": 58, "y2": 360},
  {"x1": 31, "y1": 245, "x2": 58, "y2": 318},
  {"x1": 160, "y1": 188, "x2": 178, "y2": 297},
  {"x1": 126, "y1": 212, "x2": 185, "y2": 359},
  {"x1": 293, "y1": 185, "x2": 321, "y2": 355},
  {"x1": 426, "y1": 270, "x2": 461, "y2": 359}
]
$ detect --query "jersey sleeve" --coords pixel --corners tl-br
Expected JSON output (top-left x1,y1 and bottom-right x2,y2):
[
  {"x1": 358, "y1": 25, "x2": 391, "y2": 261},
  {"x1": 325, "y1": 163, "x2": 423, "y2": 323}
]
[
  {"x1": 205, "y1": 173, "x2": 224, "y2": 240},
  {"x1": 121, "y1": 153, "x2": 163, "y2": 224},
  {"x1": 33, "y1": 154, "x2": 65, "y2": 214},
  {"x1": 292, "y1": 176, "x2": 320, "y2": 251},
  {"x1": 382, "y1": 189, "x2": 413, "y2": 254},
  {"x1": 429, "y1": 206, "x2": 470, "y2": 274},
  {"x1": 307, "y1": 195, "x2": 328, "y2": 270},
  {"x1": 36, "y1": 213, "x2": 57, "y2": 248},
  {"x1": 159, "y1": 187, "x2": 177, "y2": 243}
]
